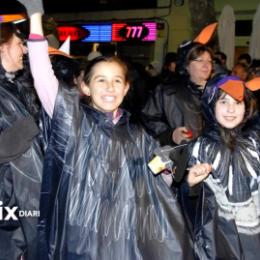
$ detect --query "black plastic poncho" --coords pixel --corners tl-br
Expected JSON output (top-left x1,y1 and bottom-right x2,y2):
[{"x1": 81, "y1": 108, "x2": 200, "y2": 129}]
[
  {"x1": 186, "y1": 77, "x2": 260, "y2": 260},
  {"x1": 38, "y1": 86, "x2": 193, "y2": 260},
  {"x1": 141, "y1": 77, "x2": 204, "y2": 146},
  {"x1": 0, "y1": 65, "x2": 43, "y2": 260}
]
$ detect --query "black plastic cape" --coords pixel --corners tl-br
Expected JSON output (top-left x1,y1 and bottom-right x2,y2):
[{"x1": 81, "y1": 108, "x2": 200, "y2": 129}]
[
  {"x1": 38, "y1": 86, "x2": 193, "y2": 260},
  {"x1": 185, "y1": 76, "x2": 260, "y2": 260},
  {"x1": 0, "y1": 65, "x2": 43, "y2": 260},
  {"x1": 141, "y1": 77, "x2": 204, "y2": 146},
  {"x1": 189, "y1": 136, "x2": 260, "y2": 260}
]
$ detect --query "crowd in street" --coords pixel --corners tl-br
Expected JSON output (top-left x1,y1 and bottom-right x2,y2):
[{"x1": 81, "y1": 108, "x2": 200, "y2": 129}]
[{"x1": 0, "y1": 0, "x2": 260, "y2": 259}]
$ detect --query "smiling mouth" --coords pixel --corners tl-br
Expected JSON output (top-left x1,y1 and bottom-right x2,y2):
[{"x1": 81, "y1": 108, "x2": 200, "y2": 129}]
[
  {"x1": 224, "y1": 116, "x2": 236, "y2": 121},
  {"x1": 102, "y1": 96, "x2": 115, "y2": 102}
]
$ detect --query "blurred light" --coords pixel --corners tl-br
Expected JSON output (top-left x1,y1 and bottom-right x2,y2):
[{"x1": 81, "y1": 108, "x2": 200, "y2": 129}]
[
  {"x1": 57, "y1": 21, "x2": 157, "y2": 43},
  {"x1": 57, "y1": 26, "x2": 89, "y2": 41},
  {"x1": 112, "y1": 22, "x2": 157, "y2": 42},
  {"x1": 82, "y1": 24, "x2": 112, "y2": 42},
  {"x1": 112, "y1": 23, "x2": 126, "y2": 41},
  {"x1": 142, "y1": 22, "x2": 157, "y2": 41}
]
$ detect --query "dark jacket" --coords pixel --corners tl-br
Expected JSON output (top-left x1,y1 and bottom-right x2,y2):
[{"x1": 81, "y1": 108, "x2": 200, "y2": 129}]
[
  {"x1": 0, "y1": 64, "x2": 43, "y2": 260},
  {"x1": 141, "y1": 77, "x2": 204, "y2": 146},
  {"x1": 38, "y1": 86, "x2": 194, "y2": 260}
]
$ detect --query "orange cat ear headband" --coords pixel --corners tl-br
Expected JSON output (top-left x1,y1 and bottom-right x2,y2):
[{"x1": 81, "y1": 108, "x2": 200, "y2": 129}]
[
  {"x1": 193, "y1": 22, "x2": 218, "y2": 44},
  {"x1": 219, "y1": 78, "x2": 245, "y2": 101},
  {"x1": 48, "y1": 46, "x2": 74, "y2": 59},
  {"x1": 245, "y1": 77, "x2": 260, "y2": 91},
  {"x1": 218, "y1": 77, "x2": 260, "y2": 102},
  {"x1": 0, "y1": 14, "x2": 26, "y2": 23}
]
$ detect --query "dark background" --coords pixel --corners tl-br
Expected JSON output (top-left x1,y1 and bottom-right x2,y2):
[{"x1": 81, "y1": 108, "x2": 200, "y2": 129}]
[{"x1": 1, "y1": 0, "x2": 157, "y2": 14}]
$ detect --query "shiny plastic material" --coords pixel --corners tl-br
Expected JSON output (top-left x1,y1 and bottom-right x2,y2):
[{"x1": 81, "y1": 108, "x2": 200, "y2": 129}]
[{"x1": 38, "y1": 86, "x2": 194, "y2": 260}]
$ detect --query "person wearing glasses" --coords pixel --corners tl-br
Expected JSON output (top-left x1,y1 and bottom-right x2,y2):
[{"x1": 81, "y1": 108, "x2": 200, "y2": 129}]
[{"x1": 141, "y1": 42, "x2": 214, "y2": 147}]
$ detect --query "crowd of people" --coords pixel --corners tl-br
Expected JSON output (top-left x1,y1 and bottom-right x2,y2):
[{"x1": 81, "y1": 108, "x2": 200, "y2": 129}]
[{"x1": 0, "y1": 0, "x2": 259, "y2": 259}]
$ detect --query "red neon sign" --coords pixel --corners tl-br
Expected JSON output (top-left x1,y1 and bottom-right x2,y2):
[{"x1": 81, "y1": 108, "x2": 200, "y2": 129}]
[
  {"x1": 57, "y1": 26, "x2": 89, "y2": 41},
  {"x1": 57, "y1": 22, "x2": 157, "y2": 42},
  {"x1": 112, "y1": 22, "x2": 156, "y2": 42},
  {"x1": 112, "y1": 23, "x2": 126, "y2": 41},
  {"x1": 125, "y1": 26, "x2": 143, "y2": 38}
]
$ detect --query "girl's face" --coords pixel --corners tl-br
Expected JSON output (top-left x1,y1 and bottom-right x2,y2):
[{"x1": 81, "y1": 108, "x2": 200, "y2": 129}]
[
  {"x1": 215, "y1": 93, "x2": 245, "y2": 129},
  {"x1": 81, "y1": 61, "x2": 129, "y2": 116},
  {"x1": 0, "y1": 34, "x2": 27, "y2": 72},
  {"x1": 186, "y1": 51, "x2": 212, "y2": 85}
]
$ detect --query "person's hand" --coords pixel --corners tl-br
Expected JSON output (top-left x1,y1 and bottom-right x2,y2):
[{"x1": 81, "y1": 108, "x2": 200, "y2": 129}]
[
  {"x1": 172, "y1": 127, "x2": 192, "y2": 144},
  {"x1": 187, "y1": 163, "x2": 212, "y2": 187},
  {"x1": 17, "y1": 0, "x2": 44, "y2": 17}
]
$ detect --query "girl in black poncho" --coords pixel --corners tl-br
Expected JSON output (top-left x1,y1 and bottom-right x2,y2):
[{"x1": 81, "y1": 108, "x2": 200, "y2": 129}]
[
  {"x1": 17, "y1": 0, "x2": 194, "y2": 258},
  {"x1": 37, "y1": 49, "x2": 193, "y2": 260},
  {"x1": 186, "y1": 75, "x2": 260, "y2": 260}
]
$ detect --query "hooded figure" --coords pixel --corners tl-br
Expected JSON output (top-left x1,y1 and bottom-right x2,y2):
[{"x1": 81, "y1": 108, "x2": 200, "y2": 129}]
[
  {"x1": 141, "y1": 23, "x2": 217, "y2": 147},
  {"x1": 186, "y1": 75, "x2": 260, "y2": 260}
]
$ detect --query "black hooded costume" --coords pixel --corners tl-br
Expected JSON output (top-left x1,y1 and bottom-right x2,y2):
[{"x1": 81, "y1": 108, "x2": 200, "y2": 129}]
[
  {"x1": 0, "y1": 63, "x2": 43, "y2": 260},
  {"x1": 37, "y1": 82, "x2": 194, "y2": 259},
  {"x1": 141, "y1": 42, "x2": 205, "y2": 147},
  {"x1": 185, "y1": 76, "x2": 260, "y2": 260}
]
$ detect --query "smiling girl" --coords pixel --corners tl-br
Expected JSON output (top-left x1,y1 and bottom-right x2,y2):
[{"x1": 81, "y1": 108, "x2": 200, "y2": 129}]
[
  {"x1": 17, "y1": 0, "x2": 194, "y2": 259},
  {"x1": 186, "y1": 75, "x2": 260, "y2": 260}
]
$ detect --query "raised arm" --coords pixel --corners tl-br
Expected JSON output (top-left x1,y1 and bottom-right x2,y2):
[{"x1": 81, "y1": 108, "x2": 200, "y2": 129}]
[{"x1": 17, "y1": 0, "x2": 58, "y2": 118}]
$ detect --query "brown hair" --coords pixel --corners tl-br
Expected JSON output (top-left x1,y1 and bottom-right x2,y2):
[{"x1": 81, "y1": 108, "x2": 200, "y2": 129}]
[
  {"x1": 0, "y1": 23, "x2": 25, "y2": 50},
  {"x1": 82, "y1": 56, "x2": 129, "y2": 85},
  {"x1": 185, "y1": 44, "x2": 214, "y2": 67},
  {"x1": 0, "y1": 23, "x2": 16, "y2": 45}
]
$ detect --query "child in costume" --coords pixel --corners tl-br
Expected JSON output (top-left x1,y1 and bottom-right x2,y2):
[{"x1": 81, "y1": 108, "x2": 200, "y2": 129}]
[
  {"x1": 17, "y1": 0, "x2": 193, "y2": 259},
  {"x1": 187, "y1": 75, "x2": 260, "y2": 260}
]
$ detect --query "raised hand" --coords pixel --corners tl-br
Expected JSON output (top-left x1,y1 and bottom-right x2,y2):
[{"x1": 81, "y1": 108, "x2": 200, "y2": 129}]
[{"x1": 17, "y1": 0, "x2": 44, "y2": 17}]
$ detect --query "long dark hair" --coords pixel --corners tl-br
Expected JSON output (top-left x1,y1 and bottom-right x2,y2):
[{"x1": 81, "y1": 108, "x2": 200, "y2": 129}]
[
  {"x1": 202, "y1": 75, "x2": 257, "y2": 150},
  {"x1": 216, "y1": 89, "x2": 257, "y2": 150}
]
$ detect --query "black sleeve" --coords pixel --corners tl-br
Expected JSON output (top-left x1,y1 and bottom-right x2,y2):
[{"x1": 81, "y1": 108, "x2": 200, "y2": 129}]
[
  {"x1": 141, "y1": 85, "x2": 176, "y2": 139},
  {"x1": 157, "y1": 129, "x2": 175, "y2": 146}
]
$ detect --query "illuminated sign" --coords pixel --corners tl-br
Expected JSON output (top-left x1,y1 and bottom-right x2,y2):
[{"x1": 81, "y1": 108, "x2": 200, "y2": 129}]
[
  {"x1": 57, "y1": 26, "x2": 89, "y2": 41},
  {"x1": 112, "y1": 22, "x2": 157, "y2": 42},
  {"x1": 81, "y1": 24, "x2": 112, "y2": 42},
  {"x1": 57, "y1": 22, "x2": 157, "y2": 42}
]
